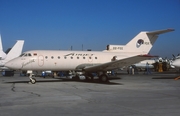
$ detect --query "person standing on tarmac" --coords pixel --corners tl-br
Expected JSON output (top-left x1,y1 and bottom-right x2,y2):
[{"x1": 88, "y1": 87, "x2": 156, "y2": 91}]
[{"x1": 146, "y1": 62, "x2": 151, "y2": 74}]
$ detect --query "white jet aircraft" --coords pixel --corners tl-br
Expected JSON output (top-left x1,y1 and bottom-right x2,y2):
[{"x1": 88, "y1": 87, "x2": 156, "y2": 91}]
[
  {"x1": 0, "y1": 35, "x2": 24, "y2": 69},
  {"x1": 5, "y1": 29, "x2": 174, "y2": 84}
]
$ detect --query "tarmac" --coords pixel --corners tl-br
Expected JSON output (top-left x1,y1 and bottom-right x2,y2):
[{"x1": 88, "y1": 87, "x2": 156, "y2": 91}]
[{"x1": 0, "y1": 70, "x2": 180, "y2": 116}]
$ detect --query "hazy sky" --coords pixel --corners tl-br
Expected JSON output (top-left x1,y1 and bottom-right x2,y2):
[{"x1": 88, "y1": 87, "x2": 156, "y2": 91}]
[{"x1": 0, "y1": 0, "x2": 179, "y2": 58}]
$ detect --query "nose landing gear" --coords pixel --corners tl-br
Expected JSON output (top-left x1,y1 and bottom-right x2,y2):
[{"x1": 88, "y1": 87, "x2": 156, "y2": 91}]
[{"x1": 29, "y1": 73, "x2": 36, "y2": 84}]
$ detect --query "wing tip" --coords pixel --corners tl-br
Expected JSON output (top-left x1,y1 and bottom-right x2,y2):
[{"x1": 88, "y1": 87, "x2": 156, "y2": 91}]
[
  {"x1": 138, "y1": 54, "x2": 159, "y2": 58},
  {"x1": 167, "y1": 28, "x2": 175, "y2": 31}
]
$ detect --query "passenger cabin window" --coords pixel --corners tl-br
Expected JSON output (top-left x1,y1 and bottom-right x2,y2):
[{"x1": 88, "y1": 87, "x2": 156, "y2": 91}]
[
  {"x1": 95, "y1": 57, "x2": 97, "y2": 59},
  {"x1": 71, "y1": 57, "x2": 73, "y2": 59},
  {"x1": 51, "y1": 56, "x2": 54, "y2": 59},
  {"x1": 83, "y1": 57, "x2": 85, "y2": 59},
  {"x1": 58, "y1": 56, "x2": 60, "y2": 59},
  {"x1": 77, "y1": 57, "x2": 79, "y2": 59},
  {"x1": 45, "y1": 56, "x2": 48, "y2": 59},
  {"x1": 64, "y1": 56, "x2": 67, "y2": 59}
]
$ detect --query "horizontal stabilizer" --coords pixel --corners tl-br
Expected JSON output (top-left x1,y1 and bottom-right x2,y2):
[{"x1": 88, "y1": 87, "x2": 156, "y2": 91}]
[{"x1": 146, "y1": 29, "x2": 174, "y2": 35}]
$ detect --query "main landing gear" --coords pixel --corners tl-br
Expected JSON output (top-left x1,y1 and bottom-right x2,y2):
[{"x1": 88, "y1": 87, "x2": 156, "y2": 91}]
[
  {"x1": 99, "y1": 74, "x2": 109, "y2": 83},
  {"x1": 27, "y1": 71, "x2": 109, "y2": 84},
  {"x1": 85, "y1": 72, "x2": 109, "y2": 83}
]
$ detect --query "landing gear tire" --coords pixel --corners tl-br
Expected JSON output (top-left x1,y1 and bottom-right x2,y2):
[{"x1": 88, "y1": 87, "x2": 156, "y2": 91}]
[
  {"x1": 30, "y1": 78, "x2": 36, "y2": 84},
  {"x1": 100, "y1": 75, "x2": 109, "y2": 83}
]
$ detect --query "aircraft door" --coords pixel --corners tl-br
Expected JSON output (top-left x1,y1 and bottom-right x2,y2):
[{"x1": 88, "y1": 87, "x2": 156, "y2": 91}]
[{"x1": 38, "y1": 55, "x2": 44, "y2": 66}]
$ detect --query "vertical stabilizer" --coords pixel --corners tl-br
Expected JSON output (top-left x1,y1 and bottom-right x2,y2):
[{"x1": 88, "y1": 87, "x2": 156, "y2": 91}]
[
  {"x1": 0, "y1": 35, "x2": 7, "y2": 60},
  {"x1": 0, "y1": 35, "x2": 2, "y2": 51},
  {"x1": 5, "y1": 40, "x2": 24, "y2": 61},
  {"x1": 125, "y1": 29, "x2": 174, "y2": 54}
]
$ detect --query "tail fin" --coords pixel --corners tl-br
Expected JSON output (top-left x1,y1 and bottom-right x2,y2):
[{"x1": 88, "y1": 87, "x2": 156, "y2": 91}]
[
  {"x1": 5, "y1": 40, "x2": 24, "y2": 61},
  {"x1": 106, "y1": 29, "x2": 174, "y2": 54},
  {"x1": 126, "y1": 29, "x2": 174, "y2": 54},
  {"x1": 0, "y1": 35, "x2": 7, "y2": 60}
]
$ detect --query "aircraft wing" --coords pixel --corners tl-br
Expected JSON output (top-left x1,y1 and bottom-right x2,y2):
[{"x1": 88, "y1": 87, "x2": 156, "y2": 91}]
[{"x1": 84, "y1": 55, "x2": 157, "y2": 72}]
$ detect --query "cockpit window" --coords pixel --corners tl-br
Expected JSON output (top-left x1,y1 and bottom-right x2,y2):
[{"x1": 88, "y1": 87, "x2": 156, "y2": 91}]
[
  {"x1": 19, "y1": 53, "x2": 32, "y2": 57},
  {"x1": 28, "y1": 53, "x2": 32, "y2": 56},
  {"x1": 20, "y1": 53, "x2": 25, "y2": 57}
]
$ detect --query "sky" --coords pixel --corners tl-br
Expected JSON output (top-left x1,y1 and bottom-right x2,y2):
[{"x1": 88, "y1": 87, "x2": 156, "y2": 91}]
[{"x1": 0, "y1": 0, "x2": 179, "y2": 58}]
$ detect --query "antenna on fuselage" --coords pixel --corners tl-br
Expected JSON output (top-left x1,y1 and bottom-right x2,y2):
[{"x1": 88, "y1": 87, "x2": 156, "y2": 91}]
[{"x1": 71, "y1": 46, "x2": 73, "y2": 50}]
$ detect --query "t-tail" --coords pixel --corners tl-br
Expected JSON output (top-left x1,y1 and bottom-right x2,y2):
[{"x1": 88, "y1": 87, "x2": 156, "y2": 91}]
[
  {"x1": 5, "y1": 40, "x2": 24, "y2": 62},
  {"x1": 106, "y1": 29, "x2": 174, "y2": 54}
]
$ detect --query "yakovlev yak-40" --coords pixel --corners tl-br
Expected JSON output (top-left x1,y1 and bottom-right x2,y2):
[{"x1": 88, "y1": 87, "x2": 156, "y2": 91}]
[{"x1": 5, "y1": 29, "x2": 174, "y2": 84}]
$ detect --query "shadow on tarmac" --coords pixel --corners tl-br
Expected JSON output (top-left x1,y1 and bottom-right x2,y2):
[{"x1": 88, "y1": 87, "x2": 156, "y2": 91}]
[
  {"x1": 4, "y1": 77, "x2": 122, "y2": 85},
  {"x1": 152, "y1": 76, "x2": 177, "y2": 79}
]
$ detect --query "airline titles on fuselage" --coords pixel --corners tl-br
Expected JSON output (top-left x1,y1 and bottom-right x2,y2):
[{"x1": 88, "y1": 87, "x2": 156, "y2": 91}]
[{"x1": 64, "y1": 53, "x2": 94, "y2": 57}]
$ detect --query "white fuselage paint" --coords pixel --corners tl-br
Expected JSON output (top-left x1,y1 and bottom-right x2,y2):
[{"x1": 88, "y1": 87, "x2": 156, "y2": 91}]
[{"x1": 6, "y1": 50, "x2": 141, "y2": 71}]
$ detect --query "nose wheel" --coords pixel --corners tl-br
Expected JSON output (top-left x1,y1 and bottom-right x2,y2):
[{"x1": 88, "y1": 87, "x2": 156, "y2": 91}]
[
  {"x1": 28, "y1": 72, "x2": 36, "y2": 84},
  {"x1": 29, "y1": 77, "x2": 36, "y2": 84}
]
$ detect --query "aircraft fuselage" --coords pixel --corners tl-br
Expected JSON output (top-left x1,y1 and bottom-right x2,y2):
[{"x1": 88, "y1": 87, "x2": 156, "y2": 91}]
[{"x1": 7, "y1": 50, "x2": 141, "y2": 71}]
